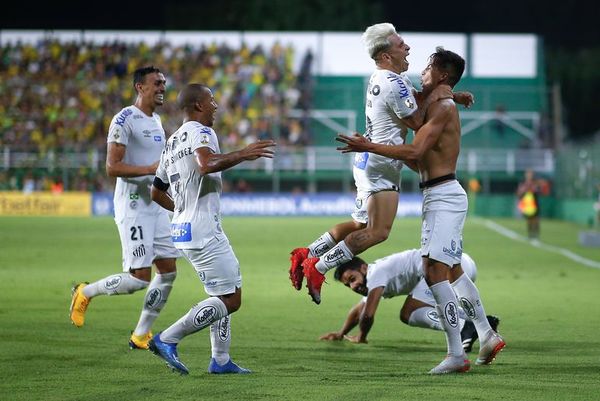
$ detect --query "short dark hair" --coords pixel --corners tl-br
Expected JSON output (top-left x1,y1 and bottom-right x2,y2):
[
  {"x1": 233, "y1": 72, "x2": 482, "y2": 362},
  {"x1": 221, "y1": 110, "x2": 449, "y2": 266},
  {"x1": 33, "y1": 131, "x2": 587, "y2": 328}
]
[
  {"x1": 133, "y1": 66, "x2": 161, "y2": 87},
  {"x1": 177, "y1": 83, "x2": 210, "y2": 112},
  {"x1": 333, "y1": 256, "x2": 366, "y2": 281},
  {"x1": 429, "y1": 47, "x2": 465, "y2": 88}
]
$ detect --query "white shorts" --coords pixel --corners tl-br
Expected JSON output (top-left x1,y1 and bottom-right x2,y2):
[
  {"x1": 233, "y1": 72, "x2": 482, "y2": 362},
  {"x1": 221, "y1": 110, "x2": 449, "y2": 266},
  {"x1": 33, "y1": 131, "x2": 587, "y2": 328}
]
[
  {"x1": 410, "y1": 278, "x2": 435, "y2": 305},
  {"x1": 115, "y1": 211, "x2": 180, "y2": 272},
  {"x1": 182, "y1": 236, "x2": 242, "y2": 297},
  {"x1": 420, "y1": 180, "x2": 467, "y2": 267}
]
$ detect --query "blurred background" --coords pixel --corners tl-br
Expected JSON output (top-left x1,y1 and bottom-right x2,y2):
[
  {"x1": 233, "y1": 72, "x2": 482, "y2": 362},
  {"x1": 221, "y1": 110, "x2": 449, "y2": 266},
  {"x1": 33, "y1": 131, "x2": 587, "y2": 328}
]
[{"x1": 1, "y1": 0, "x2": 599, "y2": 228}]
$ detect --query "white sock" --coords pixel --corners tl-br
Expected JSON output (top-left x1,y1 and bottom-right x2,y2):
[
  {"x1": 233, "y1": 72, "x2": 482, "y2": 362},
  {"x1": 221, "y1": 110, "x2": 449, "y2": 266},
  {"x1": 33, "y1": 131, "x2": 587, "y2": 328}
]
[
  {"x1": 407, "y1": 307, "x2": 443, "y2": 331},
  {"x1": 430, "y1": 280, "x2": 463, "y2": 357},
  {"x1": 307, "y1": 232, "x2": 336, "y2": 258},
  {"x1": 133, "y1": 271, "x2": 177, "y2": 336},
  {"x1": 315, "y1": 240, "x2": 354, "y2": 274},
  {"x1": 83, "y1": 273, "x2": 148, "y2": 297},
  {"x1": 210, "y1": 315, "x2": 231, "y2": 365},
  {"x1": 452, "y1": 273, "x2": 493, "y2": 340},
  {"x1": 160, "y1": 297, "x2": 228, "y2": 343}
]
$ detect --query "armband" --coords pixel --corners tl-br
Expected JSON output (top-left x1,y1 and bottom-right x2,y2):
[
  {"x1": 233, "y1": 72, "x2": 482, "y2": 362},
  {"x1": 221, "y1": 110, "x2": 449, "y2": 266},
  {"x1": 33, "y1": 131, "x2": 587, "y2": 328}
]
[{"x1": 153, "y1": 176, "x2": 170, "y2": 191}]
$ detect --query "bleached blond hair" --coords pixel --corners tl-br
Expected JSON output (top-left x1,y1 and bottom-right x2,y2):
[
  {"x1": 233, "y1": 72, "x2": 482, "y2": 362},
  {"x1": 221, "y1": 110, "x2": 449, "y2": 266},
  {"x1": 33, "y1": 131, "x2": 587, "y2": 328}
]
[{"x1": 362, "y1": 23, "x2": 398, "y2": 60}]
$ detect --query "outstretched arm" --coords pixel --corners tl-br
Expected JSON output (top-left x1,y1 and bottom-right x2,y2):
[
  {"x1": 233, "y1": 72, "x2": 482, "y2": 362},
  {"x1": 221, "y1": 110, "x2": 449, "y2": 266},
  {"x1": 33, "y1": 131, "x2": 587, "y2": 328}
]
[
  {"x1": 344, "y1": 286, "x2": 384, "y2": 344},
  {"x1": 196, "y1": 140, "x2": 276, "y2": 175},
  {"x1": 336, "y1": 100, "x2": 453, "y2": 162}
]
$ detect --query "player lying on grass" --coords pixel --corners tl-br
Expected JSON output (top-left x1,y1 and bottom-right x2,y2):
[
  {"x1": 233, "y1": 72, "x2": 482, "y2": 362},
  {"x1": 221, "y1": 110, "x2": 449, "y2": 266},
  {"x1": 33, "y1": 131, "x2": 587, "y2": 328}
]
[{"x1": 320, "y1": 249, "x2": 500, "y2": 355}]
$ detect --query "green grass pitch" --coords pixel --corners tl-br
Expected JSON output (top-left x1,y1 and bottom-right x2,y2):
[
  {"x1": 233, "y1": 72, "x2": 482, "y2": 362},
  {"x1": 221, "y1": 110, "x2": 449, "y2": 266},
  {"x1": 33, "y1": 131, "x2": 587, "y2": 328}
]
[{"x1": 1, "y1": 216, "x2": 599, "y2": 400}]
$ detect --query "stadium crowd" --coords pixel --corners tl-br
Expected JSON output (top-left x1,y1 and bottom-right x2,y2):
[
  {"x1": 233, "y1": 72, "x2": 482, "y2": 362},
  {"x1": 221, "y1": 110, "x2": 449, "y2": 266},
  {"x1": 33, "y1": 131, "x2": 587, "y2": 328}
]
[{"x1": 0, "y1": 38, "x2": 313, "y2": 190}]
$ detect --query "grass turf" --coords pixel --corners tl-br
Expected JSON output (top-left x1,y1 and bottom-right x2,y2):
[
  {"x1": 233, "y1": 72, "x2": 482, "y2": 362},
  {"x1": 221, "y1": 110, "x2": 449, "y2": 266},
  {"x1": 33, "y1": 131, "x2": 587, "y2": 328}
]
[{"x1": 0, "y1": 216, "x2": 599, "y2": 400}]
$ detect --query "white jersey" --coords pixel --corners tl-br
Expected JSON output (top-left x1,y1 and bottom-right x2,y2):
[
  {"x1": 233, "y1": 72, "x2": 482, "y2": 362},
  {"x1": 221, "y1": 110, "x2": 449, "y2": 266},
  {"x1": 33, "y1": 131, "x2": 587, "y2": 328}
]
[
  {"x1": 365, "y1": 249, "x2": 424, "y2": 299},
  {"x1": 353, "y1": 69, "x2": 418, "y2": 193},
  {"x1": 365, "y1": 249, "x2": 477, "y2": 300},
  {"x1": 107, "y1": 105, "x2": 166, "y2": 218},
  {"x1": 155, "y1": 121, "x2": 225, "y2": 250}
]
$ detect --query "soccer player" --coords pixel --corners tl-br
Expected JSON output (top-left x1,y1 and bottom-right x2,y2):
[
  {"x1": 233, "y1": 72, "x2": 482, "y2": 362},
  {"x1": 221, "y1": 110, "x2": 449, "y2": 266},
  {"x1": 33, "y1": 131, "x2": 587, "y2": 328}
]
[
  {"x1": 148, "y1": 83, "x2": 275, "y2": 375},
  {"x1": 336, "y1": 47, "x2": 505, "y2": 374},
  {"x1": 289, "y1": 23, "x2": 473, "y2": 305},
  {"x1": 319, "y1": 249, "x2": 499, "y2": 354},
  {"x1": 69, "y1": 66, "x2": 180, "y2": 351}
]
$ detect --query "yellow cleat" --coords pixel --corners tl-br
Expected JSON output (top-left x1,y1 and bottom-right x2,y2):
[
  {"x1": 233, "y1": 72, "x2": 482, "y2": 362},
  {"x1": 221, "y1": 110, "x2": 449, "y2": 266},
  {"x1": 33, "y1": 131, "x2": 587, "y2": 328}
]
[
  {"x1": 70, "y1": 283, "x2": 90, "y2": 327},
  {"x1": 129, "y1": 331, "x2": 153, "y2": 350}
]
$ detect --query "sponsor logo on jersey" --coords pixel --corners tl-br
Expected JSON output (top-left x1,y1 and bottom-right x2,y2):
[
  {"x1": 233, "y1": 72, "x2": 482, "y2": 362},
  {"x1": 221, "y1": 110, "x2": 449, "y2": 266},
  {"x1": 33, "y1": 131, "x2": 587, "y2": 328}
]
[
  {"x1": 324, "y1": 248, "x2": 346, "y2": 264},
  {"x1": 386, "y1": 74, "x2": 410, "y2": 98},
  {"x1": 104, "y1": 275, "x2": 122, "y2": 290},
  {"x1": 218, "y1": 316, "x2": 230, "y2": 341},
  {"x1": 133, "y1": 244, "x2": 146, "y2": 258},
  {"x1": 133, "y1": 115, "x2": 144, "y2": 119},
  {"x1": 171, "y1": 222, "x2": 192, "y2": 242},
  {"x1": 115, "y1": 109, "x2": 133, "y2": 127},
  {"x1": 444, "y1": 301, "x2": 459, "y2": 328},
  {"x1": 205, "y1": 280, "x2": 217, "y2": 287},
  {"x1": 193, "y1": 305, "x2": 216, "y2": 328},
  {"x1": 154, "y1": 136, "x2": 162, "y2": 142},
  {"x1": 354, "y1": 152, "x2": 369, "y2": 170},
  {"x1": 145, "y1": 288, "x2": 162, "y2": 309},
  {"x1": 459, "y1": 297, "x2": 476, "y2": 319}
]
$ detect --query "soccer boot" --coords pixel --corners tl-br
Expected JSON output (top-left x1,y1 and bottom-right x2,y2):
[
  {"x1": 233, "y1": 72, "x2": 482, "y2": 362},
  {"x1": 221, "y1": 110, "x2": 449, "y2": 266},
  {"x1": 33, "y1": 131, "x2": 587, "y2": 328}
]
[
  {"x1": 208, "y1": 358, "x2": 251, "y2": 374},
  {"x1": 129, "y1": 331, "x2": 153, "y2": 350},
  {"x1": 428, "y1": 354, "x2": 471, "y2": 374},
  {"x1": 461, "y1": 315, "x2": 500, "y2": 353},
  {"x1": 460, "y1": 320, "x2": 477, "y2": 353},
  {"x1": 289, "y1": 247, "x2": 309, "y2": 290},
  {"x1": 70, "y1": 283, "x2": 91, "y2": 327},
  {"x1": 301, "y1": 257, "x2": 326, "y2": 305},
  {"x1": 476, "y1": 332, "x2": 506, "y2": 365},
  {"x1": 148, "y1": 333, "x2": 189, "y2": 375}
]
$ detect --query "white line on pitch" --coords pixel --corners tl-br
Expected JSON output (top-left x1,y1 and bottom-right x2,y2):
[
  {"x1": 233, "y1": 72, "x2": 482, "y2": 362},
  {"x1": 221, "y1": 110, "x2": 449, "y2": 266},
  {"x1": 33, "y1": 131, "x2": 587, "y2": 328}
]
[{"x1": 478, "y1": 219, "x2": 600, "y2": 269}]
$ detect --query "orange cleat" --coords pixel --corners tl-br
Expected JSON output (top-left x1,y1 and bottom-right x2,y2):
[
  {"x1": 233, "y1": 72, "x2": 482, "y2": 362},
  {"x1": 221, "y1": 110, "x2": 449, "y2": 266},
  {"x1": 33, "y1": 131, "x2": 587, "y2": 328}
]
[
  {"x1": 289, "y1": 248, "x2": 309, "y2": 290},
  {"x1": 302, "y1": 257, "x2": 326, "y2": 304}
]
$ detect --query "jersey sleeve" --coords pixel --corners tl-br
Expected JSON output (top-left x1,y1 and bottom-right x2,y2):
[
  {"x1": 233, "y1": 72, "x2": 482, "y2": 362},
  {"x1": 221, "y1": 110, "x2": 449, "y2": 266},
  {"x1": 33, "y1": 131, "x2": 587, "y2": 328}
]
[
  {"x1": 385, "y1": 76, "x2": 418, "y2": 120},
  {"x1": 190, "y1": 126, "x2": 218, "y2": 153},
  {"x1": 365, "y1": 264, "x2": 388, "y2": 292},
  {"x1": 107, "y1": 108, "x2": 133, "y2": 146}
]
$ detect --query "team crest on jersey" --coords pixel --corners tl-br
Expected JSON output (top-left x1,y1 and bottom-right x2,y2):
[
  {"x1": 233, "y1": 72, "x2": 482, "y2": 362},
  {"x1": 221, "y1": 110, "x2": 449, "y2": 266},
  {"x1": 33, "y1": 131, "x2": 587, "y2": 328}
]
[
  {"x1": 404, "y1": 98, "x2": 415, "y2": 109},
  {"x1": 109, "y1": 126, "x2": 121, "y2": 140}
]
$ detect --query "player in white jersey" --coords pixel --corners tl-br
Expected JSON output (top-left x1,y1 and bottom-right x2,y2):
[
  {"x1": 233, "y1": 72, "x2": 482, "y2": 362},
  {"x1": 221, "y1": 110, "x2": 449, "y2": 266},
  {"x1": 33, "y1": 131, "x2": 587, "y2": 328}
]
[
  {"x1": 289, "y1": 22, "x2": 474, "y2": 305},
  {"x1": 70, "y1": 66, "x2": 180, "y2": 351},
  {"x1": 319, "y1": 250, "x2": 499, "y2": 352},
  {"x1": 148, "y1": 83, "x2": 275, "y2": 375},
  {"x1": 337, "y1": 48, "x2": 505, "y2": 374}
]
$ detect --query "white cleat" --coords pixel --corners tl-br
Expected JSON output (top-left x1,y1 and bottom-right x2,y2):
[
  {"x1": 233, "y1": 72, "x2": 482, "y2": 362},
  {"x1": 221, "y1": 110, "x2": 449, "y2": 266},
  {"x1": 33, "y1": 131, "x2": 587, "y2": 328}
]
[
  {"x1": 476, "y1": 332, "x2": 506, "y2": 365},
  {"x1": 429, "y1": 354, "x2": 471, "y2": 374}
]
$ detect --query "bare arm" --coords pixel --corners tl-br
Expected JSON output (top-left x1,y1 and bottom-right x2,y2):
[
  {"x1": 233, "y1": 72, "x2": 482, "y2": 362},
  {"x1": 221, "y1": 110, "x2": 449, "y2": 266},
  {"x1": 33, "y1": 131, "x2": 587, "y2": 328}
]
[
  {"x1": 195, "y1": 140, "x2": 275, "y2": 175},
  {"x1": 151, "y1": 181, "x2": 174, "y2": 212},
  {"x1": 106, "y1": 142, "x2": 159, "y2": 178},
  {"x1": 336, "y1": 100, "x2": 453, "y2": 162},
  {"x1": 319, "y1": 301, "x2": 364, "y2": 341},
  {"x1": 345, "y1": 286, "x2": 384, "y2": 344}
]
